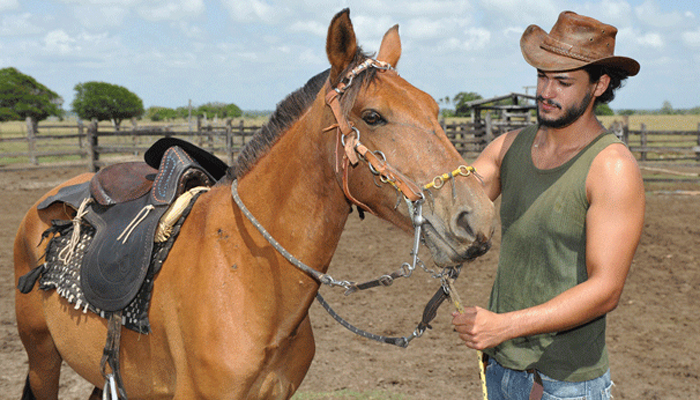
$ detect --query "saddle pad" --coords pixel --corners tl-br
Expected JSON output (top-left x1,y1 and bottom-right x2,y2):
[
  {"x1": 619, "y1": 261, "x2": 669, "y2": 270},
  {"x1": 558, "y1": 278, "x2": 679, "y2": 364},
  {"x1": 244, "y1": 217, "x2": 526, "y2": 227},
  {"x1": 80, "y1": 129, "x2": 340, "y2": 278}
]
[{"x1": 32, "y1": 189, "x2": 201, "y2": 333}]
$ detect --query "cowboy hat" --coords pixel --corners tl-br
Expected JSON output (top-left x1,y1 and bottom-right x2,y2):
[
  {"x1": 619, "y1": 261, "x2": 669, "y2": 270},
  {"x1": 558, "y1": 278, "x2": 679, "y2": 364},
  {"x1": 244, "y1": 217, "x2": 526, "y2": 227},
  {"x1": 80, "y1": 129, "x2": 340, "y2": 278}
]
[{"x1": 520, "y1": 11, "x2": 640, "y2": 76}]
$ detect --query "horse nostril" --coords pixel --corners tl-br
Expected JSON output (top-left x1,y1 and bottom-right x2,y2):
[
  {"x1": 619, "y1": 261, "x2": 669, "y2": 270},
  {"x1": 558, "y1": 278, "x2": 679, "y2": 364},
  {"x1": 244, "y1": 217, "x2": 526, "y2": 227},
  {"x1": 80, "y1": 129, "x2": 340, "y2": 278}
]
[{"x1": 456, "y1": 211, "x2": 475, "y2": 239}]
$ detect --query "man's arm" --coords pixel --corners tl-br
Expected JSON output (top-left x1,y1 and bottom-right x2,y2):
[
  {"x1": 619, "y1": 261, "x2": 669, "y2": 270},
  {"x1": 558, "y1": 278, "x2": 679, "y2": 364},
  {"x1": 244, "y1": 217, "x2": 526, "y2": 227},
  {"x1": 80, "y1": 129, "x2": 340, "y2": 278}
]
[
  {"x1": 452, "y1": 143, "x2": 645, "y2": 350},
  {"x1": 471, "y1": 129, "x2": 520, "y2": 202}
]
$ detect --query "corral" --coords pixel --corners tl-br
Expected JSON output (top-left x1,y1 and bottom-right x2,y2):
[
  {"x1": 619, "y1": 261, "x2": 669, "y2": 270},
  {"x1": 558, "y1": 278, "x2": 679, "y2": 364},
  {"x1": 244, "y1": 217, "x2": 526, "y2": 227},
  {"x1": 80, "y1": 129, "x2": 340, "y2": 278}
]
[{"x1": 1, "y1": 164, "x2": 698, "y2": 399}]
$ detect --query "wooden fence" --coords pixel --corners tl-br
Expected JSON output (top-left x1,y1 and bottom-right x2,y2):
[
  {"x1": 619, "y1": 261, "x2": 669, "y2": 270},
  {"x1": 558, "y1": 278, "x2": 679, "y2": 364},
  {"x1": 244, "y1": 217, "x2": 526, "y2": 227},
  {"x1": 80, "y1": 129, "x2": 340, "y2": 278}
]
[
  {"x1": 2, "y1": 117, "x2": 699, "y2": 179},
  {"x1": 0, "y1": 117, "x2": 260, "y2": 171}
]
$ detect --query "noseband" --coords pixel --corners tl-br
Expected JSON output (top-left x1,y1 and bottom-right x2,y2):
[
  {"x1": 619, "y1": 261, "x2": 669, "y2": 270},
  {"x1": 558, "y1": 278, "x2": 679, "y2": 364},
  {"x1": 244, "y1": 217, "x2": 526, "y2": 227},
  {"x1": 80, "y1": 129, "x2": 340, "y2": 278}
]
[{"x1": 231, "y1": 58, "x2": 478, "y2": 347}]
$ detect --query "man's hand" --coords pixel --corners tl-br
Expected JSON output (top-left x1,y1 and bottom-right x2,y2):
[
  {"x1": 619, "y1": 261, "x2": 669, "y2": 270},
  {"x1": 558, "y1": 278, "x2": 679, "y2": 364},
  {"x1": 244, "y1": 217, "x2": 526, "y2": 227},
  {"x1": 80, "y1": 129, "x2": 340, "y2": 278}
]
[{"x1": 451, "y1": 306, "x2": 508, "y2": 350}]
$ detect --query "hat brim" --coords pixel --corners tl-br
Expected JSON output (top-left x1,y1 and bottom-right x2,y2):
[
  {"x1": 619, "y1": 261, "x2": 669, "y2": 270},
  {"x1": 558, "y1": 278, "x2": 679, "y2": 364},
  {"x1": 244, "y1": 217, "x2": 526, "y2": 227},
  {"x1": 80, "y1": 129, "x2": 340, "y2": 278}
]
[{"x1": 520, "y1": 24, "x2": 640, "y2": 76}]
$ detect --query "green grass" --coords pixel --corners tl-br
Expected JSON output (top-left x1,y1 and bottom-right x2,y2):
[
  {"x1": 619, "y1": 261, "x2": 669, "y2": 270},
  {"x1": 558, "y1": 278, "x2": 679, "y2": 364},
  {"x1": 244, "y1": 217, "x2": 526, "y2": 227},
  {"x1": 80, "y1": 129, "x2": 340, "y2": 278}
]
[{"x1": 291, "y1": 389, "x2": 406, "y2": 400}]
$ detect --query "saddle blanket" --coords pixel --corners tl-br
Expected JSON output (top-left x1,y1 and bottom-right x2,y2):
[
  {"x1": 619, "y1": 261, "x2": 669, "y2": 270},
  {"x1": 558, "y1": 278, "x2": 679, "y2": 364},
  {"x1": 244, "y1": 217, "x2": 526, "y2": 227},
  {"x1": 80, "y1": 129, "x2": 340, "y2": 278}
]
[{"x1": 36, "y1": 190, "x2": 200, "y2": 334}]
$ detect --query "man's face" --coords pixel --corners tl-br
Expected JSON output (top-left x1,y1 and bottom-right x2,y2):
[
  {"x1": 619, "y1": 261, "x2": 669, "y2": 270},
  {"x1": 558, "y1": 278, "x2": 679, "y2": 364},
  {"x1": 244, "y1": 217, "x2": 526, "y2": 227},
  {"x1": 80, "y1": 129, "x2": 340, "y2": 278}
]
[{"x1": 536, "y1": 69, "x2": 596, "y2": 129}]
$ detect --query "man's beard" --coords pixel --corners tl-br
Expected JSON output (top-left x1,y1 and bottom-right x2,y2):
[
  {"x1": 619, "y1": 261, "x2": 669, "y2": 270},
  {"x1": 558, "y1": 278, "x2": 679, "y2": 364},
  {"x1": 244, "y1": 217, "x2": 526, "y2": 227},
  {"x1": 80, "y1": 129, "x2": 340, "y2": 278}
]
[{"x1": 537, "y1": 90, "x2": 593, "y2": 129}]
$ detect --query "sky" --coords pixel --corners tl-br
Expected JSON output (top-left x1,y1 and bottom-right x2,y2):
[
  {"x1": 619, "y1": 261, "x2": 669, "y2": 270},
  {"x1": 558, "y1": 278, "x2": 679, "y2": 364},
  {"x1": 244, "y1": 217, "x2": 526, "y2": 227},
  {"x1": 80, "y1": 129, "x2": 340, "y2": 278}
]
[{"x1": 1, "y1": 0, "x2": 698, "y2": 113}]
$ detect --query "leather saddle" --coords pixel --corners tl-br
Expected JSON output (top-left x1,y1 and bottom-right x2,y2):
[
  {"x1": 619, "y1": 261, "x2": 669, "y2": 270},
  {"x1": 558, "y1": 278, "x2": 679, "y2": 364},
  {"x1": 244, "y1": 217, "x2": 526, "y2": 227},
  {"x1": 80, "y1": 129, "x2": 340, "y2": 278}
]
[{"x1": 34, "y1": 138, "x2": 228, "y2": 312}]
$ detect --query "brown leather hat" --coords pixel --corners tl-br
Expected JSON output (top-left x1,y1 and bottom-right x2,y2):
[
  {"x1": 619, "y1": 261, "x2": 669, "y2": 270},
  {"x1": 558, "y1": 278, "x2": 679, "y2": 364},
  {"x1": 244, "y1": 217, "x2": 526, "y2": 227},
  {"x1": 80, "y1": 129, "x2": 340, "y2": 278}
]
[{"x1": 520, "y1": 11, "x2": 640, "y2": 76}]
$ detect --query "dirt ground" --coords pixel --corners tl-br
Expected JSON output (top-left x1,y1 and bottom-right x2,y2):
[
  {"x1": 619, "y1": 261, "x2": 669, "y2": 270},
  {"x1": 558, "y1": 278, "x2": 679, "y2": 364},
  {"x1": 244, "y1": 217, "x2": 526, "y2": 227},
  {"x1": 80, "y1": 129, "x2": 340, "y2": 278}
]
[{"x1": 1, "y1": 165, "x2": 698, "y2": 399}]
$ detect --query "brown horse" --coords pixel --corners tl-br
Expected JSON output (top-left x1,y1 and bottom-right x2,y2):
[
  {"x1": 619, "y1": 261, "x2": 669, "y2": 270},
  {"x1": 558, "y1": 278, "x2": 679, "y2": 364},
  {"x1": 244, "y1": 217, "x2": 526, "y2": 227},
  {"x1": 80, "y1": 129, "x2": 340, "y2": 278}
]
[{"x1": 14, "y1": 9, "x2": 494, "y2": 400}]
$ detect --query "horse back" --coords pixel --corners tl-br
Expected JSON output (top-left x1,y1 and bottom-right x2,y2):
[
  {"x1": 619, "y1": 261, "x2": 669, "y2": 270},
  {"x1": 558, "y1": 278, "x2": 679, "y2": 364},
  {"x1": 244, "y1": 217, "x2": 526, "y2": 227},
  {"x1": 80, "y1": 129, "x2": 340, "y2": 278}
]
[{"x1": 14, "y1": 172, "x2": 94, "y2": 279}]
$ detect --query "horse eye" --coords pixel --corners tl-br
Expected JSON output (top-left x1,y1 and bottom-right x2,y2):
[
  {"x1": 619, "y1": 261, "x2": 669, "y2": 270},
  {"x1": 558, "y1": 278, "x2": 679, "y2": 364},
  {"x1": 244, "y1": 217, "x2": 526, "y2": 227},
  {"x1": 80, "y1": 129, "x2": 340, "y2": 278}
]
[{"x1": 361, "y1": 110, "x2": 386, "y2": 126}]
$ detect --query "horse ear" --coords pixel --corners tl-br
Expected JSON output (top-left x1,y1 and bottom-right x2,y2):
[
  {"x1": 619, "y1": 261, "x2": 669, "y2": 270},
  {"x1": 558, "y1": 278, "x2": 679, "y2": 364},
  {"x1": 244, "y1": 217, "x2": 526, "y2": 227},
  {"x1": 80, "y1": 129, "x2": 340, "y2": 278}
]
[
  {"x1": 377, "y1": 24, "x2": 401, "y2": 67},
  {"x1": 326, "y1": 8, "x2": 357, "y2": 84}
]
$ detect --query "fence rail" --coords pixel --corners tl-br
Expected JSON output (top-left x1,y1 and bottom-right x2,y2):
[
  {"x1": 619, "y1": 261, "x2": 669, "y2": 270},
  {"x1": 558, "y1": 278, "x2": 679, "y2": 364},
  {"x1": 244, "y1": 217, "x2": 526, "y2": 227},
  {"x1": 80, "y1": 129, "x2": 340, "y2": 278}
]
[{"x1": 2, "y1": 117, "x2": 699, "y2": 181}]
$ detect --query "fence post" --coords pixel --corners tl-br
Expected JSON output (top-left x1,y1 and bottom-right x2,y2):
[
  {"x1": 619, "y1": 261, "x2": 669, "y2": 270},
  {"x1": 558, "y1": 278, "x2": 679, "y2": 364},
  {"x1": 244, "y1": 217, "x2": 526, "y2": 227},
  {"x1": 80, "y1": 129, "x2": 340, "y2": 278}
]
[
  {"x1": 77, "y1": 119, "x2": 85, "y2": 158},
  {"x1": 88, "y1": 119, "x2": 99, "y2": 172},
  {"x1": 483, "y1": 112, "x2": 493, "y2": 152},
  {"x1": 26, "y1": 117, "x2": 38, "y2": 165},
  {"x1": 225, "y1": 118, "x2": 234, "y2": 166},
  {"x1": 696, "y1": 123, "x2": 700, "y2": 162},
  {"x1": 239, "y1": 119, "x2": 245, "y2": 146},
  {"x1": 640, "y1": 123, "x2": 647, "y2": 162}
]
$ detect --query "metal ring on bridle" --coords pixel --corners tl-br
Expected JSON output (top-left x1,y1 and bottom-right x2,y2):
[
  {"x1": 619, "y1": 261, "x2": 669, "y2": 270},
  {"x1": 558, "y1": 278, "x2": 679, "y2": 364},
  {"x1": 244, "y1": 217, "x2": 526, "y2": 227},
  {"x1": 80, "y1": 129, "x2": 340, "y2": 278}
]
[
  {"x1": 367, "y1": 150, "x2": 387, "y2": 176},
  {"x1": 457, "y1": 165, "x2": 474, "y2": 176},
  {"x1": 340, "y1": 126, "x2": 361, "y2": 148},
  {"x1": 423, "y1": 165, "x2": 476, "y2": 191}
]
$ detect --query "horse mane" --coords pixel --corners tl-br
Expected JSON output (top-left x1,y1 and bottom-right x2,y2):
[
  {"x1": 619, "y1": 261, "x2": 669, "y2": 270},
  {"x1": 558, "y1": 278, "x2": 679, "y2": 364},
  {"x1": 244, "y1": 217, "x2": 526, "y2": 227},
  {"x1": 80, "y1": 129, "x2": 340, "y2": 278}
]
[
  {"x1": 225, "y1": 69, "x2": 330, "y2": 180},
  {"x1": 224, "y1": 49, "x2": 376, "y2": 181}
]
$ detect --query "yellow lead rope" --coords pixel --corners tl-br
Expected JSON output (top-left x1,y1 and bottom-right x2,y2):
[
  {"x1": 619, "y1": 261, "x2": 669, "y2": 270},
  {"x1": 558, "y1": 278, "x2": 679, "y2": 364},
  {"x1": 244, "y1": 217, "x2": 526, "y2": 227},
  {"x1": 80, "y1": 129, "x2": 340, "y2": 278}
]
[{"x1": 445, "y1": 278, "x2": 489, "y2": 400}]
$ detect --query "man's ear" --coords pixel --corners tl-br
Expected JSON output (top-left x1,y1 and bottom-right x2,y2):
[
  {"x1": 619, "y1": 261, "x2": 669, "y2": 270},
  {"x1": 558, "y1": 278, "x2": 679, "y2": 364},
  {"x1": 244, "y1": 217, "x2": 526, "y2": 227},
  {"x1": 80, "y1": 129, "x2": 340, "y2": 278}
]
[{"x1": 594, "y1": 74, "x2": 611, "y2": 97}]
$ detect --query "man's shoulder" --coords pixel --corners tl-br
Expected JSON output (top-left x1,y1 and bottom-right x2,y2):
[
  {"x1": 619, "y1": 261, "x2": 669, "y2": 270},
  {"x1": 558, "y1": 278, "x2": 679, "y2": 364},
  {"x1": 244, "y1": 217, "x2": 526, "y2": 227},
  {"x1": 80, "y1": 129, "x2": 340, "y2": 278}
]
[{"x1": 587, "y1": 140, "x2": 643, "y2": 198}]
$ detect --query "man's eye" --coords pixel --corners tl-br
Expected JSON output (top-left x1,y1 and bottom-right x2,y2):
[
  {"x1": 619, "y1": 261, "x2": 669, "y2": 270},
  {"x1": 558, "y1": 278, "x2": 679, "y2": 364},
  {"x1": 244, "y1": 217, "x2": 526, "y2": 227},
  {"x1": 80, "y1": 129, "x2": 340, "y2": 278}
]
[{"x1": 362, "y1": 110, "x2": 386, "y2": 126}]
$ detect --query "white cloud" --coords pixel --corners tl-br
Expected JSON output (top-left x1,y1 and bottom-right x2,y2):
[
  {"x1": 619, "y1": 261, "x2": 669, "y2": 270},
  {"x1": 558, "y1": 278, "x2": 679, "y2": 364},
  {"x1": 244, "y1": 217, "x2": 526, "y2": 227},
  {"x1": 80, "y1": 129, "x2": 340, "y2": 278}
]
[
  {"x1": 477, "y1": 0, "x2": 559, "y2": 25},
  {"x1": 220, "y1": 0, "x2": 284, "y2": 24},
  {"x1": 0, "y1": 0, "x2": 18, "y2": 11},
  {"x1": 634, "y1": 0, "x2": 685, "y2": 29},
  {"x1": 43, "y1": 30, "x2": 79, "y2": 55},
  {"x1": 137, "y1": 0, "x2": 205, "y2": 21},
  {"x1": 0, "y1": 13, "x2": 43, "y2": 36},
  {"x1": 682, "y1": 28, "x2": 700, "y2": 47},
  {"x1": 461, "y1": 26, "x2": 491, "y2": 50},
  {"x1": 173, "y1": 21, "x2": 204, "y2": 38},
  {"x1": 72, "y1": 5, "x2": 130, "y2": 29},
  {"x1": 289, "y1": 20, "x2": 327, "y2": 37},
  {"x1": 405, "y1": 17, "x2": 460, "y2": 40},
  {"x1": 635, "y1": 32, "x2": 663, "y2": 48}
]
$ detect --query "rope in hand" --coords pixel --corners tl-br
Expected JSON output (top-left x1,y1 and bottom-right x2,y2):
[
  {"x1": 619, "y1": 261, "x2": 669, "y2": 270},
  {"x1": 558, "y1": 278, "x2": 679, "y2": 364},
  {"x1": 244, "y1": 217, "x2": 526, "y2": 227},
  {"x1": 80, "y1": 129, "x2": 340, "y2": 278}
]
[{"x1": 445, "y1": 278, "x2": 489, "y2": 400}]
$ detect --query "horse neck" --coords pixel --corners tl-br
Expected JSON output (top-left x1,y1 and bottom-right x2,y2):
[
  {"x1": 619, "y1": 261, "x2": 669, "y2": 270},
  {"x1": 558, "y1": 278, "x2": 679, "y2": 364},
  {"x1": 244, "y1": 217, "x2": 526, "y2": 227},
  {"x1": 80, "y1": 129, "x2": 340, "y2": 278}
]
[{"x1": 236, "y1": 93, "x2": 350, "y2": 286}]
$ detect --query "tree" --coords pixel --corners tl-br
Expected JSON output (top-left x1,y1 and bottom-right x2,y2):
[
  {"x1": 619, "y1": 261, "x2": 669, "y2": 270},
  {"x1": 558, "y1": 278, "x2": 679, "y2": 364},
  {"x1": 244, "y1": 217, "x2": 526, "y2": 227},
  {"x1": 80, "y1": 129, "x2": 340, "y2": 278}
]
[
  {"x1": 660, "y1": 100, "x2": 674, "y2": 115},
  {"x1": 146, "y1": 106, "x2": 178, "y2": 122},
  {"x1": 0, "y1": 67, "x2": 63, "y2": 125},
  {"x1": 194, "y1": 102, "x2": 242, "y2": 119},
  {"x1": 453, "y1": 92, "x2": 483, "y2": 117},
  {"x1": 594, "y1": 103, "x2": 614, "y2": 116},
  {"x1": 71, "y1": 81, "x2": 144, "y2": 129}
]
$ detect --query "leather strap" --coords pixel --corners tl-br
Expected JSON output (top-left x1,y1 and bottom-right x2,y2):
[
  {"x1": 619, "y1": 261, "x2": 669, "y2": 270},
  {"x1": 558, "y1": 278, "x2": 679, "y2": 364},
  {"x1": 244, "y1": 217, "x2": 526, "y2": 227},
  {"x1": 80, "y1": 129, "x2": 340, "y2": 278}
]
[
  {"x1": 101, "y1": 311, "x2": 128, "y2": 400},
  {"x1": 528, "y1": 369, "x2": 544, "y2": 400}
]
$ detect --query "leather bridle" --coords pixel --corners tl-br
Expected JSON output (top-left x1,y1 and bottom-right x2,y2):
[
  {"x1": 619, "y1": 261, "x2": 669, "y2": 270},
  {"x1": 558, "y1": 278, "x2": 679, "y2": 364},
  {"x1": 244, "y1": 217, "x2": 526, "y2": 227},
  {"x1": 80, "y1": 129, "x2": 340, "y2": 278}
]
[
  {"x1": 231, "y1": 58, "x2": 478, "y2": 347},
  {"x1": 324, "y1": 58, "x2": 425, "y2": 216}
]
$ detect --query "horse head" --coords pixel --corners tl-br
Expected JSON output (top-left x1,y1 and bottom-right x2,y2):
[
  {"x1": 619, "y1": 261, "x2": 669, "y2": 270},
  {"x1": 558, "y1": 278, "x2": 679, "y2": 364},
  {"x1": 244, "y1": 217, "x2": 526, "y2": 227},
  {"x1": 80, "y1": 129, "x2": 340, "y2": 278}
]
[{"x1": 323, "y1": 9, "x2": 495, "y2": 267}]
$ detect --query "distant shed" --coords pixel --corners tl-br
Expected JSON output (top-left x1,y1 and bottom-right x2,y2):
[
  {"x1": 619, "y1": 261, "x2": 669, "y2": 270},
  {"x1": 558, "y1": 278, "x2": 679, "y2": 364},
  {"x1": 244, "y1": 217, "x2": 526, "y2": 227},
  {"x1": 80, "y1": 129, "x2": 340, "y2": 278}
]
[{"x1": 463, "y1": 92, "x2": 536, "y2": 126}]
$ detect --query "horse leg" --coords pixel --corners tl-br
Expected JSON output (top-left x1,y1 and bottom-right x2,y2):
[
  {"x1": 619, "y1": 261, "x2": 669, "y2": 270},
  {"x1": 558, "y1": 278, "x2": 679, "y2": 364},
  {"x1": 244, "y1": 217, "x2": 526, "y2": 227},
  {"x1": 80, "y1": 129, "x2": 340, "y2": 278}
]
[
  {"x1": 17, "y1": 326, "x2": 62, "y2": 400},
  {"x1": 15, "y1": 208, "x2": 65, "y2": 400},
  {"x1": 21, "y1": 376, "x2": 36, "y2": 400}
]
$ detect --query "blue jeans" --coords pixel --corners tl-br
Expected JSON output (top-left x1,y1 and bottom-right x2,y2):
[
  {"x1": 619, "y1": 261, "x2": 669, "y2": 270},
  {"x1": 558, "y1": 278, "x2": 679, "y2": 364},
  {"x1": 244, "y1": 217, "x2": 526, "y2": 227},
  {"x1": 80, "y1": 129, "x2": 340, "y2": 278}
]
[{"x1": 485, "y1": 357, "x2": 613, "y2": 400}]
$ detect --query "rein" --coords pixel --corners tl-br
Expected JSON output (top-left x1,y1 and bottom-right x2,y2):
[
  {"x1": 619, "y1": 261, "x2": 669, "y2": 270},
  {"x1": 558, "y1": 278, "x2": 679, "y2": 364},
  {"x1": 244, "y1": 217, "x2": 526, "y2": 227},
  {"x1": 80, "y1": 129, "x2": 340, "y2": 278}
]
[{"x1": 231, "y1": 58, "x2": 478, "y2": 347}]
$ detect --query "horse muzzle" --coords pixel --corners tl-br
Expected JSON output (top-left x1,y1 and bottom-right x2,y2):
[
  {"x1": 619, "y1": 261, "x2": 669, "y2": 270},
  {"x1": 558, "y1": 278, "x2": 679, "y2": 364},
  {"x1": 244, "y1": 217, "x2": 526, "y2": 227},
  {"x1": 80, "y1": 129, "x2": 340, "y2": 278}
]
[{"x1": 421, "y1": 207, "x2": 494, "y2": 266}]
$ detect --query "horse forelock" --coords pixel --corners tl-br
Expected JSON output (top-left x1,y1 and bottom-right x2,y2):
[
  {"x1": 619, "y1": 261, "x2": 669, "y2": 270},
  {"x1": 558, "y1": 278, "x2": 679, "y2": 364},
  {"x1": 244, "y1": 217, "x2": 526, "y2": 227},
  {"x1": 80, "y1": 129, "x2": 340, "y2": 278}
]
[{"x1": 225, "y1": 49, "x2": 377, "y2": 181}]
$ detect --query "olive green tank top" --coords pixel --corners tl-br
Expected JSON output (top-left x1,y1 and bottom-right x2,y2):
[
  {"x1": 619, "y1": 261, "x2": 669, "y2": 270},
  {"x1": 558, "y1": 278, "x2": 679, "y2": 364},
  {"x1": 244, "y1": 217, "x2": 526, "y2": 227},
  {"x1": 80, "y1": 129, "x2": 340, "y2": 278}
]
[{"x1": 483, "y1": 124, "x2": 623, "y2": 382}]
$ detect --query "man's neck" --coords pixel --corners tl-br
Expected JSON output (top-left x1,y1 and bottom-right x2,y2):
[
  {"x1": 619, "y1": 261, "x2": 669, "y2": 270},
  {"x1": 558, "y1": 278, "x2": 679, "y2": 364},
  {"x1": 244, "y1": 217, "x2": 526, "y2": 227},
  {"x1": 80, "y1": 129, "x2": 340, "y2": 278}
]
[{"x1": 532, "y1": 112, "x2": 606, "y2": 169}]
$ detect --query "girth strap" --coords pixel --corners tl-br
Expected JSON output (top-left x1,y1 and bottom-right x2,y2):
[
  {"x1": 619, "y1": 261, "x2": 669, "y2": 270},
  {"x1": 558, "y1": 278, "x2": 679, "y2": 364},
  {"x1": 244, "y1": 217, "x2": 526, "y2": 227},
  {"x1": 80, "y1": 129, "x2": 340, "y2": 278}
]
[{"x1": 101, "y1": 311, "x2": 128, "y2": 400}]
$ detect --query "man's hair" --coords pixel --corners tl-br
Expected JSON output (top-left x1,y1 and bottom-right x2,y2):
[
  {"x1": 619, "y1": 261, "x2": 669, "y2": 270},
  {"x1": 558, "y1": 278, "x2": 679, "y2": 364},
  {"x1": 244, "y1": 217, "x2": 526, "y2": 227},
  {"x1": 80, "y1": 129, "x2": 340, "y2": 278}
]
[{"x1": 584, "y1": 65, "x2": 629, "y2": 106}]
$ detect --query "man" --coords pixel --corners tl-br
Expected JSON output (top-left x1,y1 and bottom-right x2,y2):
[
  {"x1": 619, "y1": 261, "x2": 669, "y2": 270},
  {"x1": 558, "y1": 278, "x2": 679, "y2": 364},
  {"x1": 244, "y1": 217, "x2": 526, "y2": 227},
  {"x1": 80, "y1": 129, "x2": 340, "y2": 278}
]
[{"x1": 451, "y1": 11, "x2": 645, "y2": 400}]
